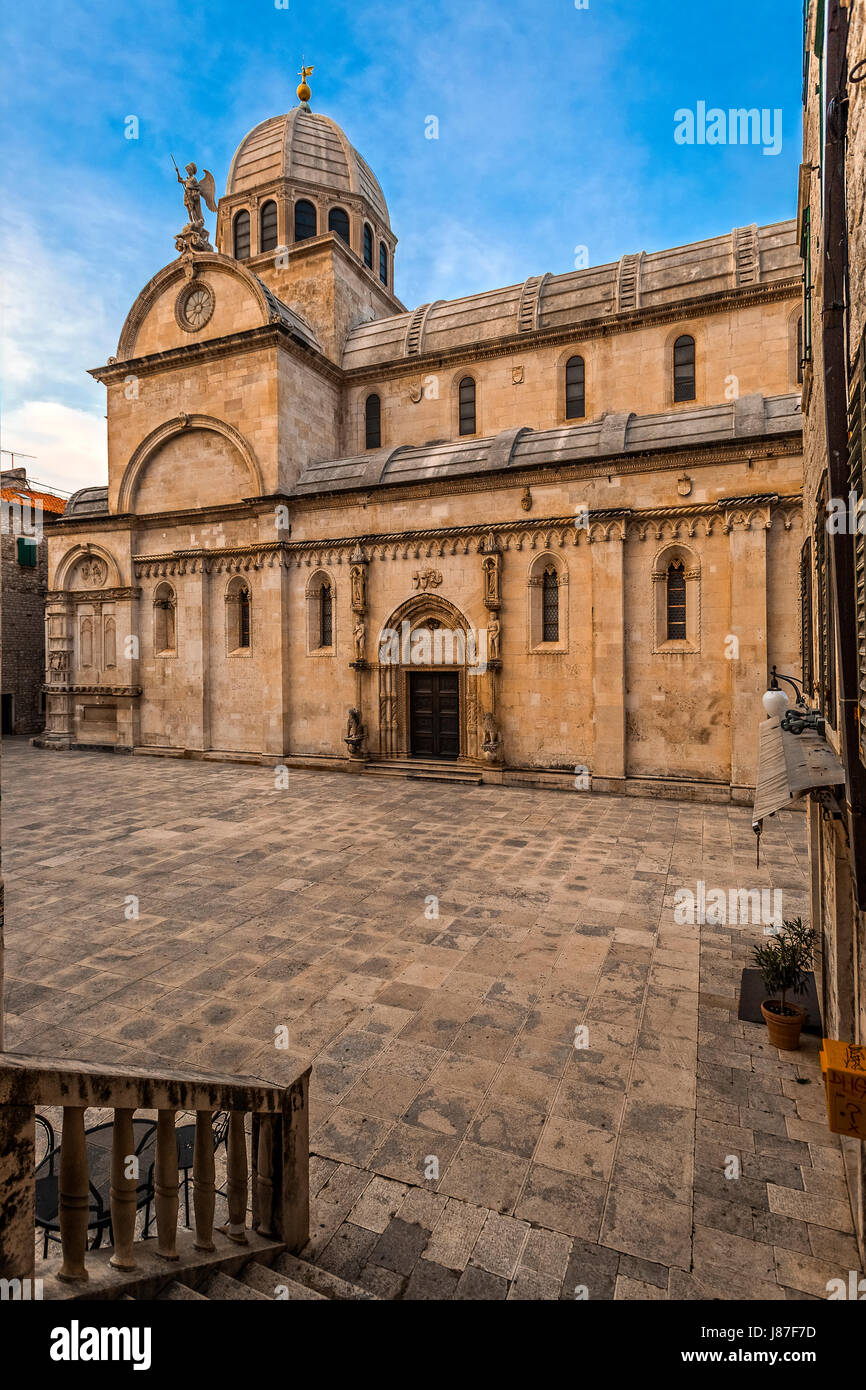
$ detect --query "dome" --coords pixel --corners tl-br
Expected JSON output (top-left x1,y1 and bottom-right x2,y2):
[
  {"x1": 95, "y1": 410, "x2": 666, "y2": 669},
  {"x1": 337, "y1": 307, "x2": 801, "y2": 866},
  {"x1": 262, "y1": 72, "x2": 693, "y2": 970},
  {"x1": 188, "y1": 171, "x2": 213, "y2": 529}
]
[{"x1": 226, "y1": 108, "x2": 390, "y2": 227}]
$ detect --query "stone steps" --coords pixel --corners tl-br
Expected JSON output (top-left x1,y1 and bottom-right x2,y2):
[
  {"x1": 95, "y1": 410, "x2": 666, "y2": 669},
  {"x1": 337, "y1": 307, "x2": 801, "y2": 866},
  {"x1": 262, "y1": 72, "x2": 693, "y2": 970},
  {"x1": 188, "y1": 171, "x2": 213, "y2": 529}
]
[
  {"x1": 365, "y1": 758, "x2": 483, "y2": 785},
  {"x1": 166, "y1": 1254, "x2": 376, "y2": 1301}
]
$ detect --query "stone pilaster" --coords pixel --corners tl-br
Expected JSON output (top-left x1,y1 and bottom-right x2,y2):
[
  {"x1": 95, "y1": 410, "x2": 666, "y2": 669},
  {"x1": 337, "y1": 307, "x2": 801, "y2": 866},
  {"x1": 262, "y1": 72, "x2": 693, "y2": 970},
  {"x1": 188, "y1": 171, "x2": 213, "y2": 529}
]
[{"x1": 591, "y1": 523, "x2": 627, "y2": 780}]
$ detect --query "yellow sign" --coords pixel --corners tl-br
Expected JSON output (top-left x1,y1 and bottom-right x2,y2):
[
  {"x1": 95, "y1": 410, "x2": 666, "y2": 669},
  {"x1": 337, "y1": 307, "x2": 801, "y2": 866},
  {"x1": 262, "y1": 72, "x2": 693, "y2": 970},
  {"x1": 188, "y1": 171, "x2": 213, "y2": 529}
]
[{"x1": 820, "y1": 1039, "x2": 866, "y2": 1140}]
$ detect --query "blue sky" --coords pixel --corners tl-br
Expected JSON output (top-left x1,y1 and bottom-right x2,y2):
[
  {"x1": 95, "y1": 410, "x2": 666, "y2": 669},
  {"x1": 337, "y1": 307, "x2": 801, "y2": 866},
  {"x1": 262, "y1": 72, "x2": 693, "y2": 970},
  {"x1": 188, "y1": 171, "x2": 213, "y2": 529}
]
[{"x1": 0, "y1": 0, "x2": 804, "y2": 493}]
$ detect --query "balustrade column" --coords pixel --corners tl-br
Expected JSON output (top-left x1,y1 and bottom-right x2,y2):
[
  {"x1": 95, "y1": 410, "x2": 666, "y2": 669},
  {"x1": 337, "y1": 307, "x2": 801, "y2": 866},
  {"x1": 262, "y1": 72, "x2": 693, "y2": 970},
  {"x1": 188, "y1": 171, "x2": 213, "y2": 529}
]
[
  {"x1": 154, "y1": 1109, "x2": 179, "y2": 1260},
  {"x1": 192, "y1": 1109, "x2": 216, "y2": 1251},
  {"x1": 224, "y1": 1111, "x2": 248, "y2": 1244},
  {"x1": 109, "y1": 1107, "x2": 138, "y2": 1270},
  {"x1": 254, "y1": 1113, "x2": 274, "y2": 1237},
  {"x1": 57, "y1": 1106, "x2": 89, "y2": 1282}
]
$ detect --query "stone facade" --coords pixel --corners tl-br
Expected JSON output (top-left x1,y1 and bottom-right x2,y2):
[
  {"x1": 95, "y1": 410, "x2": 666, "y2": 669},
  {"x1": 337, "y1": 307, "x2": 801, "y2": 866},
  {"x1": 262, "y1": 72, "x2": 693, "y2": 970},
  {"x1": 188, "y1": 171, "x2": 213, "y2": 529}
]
[
  {"x1": 42, "y1": 100, "x2": 804, "y2": 802},
  {"x1": 799, "y1": 0, "x2": 866, "y2": 1260},
  {"x1": 1, "y1": 469, "x2": 65, "y2": 735}
]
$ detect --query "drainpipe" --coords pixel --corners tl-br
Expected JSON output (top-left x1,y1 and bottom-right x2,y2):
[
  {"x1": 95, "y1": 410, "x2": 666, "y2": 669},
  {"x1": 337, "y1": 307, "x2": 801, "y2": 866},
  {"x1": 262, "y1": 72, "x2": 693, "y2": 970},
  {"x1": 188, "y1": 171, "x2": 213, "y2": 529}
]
[{"x1": 822, "y1": 1, "x2": 866, "y2": 902}]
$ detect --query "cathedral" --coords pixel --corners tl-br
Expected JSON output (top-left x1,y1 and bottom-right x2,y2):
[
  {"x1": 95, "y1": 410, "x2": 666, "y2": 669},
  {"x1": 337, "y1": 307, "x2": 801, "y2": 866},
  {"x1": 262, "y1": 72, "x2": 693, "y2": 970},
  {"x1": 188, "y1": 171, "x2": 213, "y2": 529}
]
[{"x1": 40, "y1": 77, "x2": 805, "y2": 800}]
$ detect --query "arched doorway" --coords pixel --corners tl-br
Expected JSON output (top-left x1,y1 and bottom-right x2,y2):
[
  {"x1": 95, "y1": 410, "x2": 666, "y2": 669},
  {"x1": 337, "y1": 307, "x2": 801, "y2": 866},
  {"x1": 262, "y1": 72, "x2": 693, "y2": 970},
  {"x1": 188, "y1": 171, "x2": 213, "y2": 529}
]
[{"x1": 376, "y1": 594, "x2": 482, "y2": 761}]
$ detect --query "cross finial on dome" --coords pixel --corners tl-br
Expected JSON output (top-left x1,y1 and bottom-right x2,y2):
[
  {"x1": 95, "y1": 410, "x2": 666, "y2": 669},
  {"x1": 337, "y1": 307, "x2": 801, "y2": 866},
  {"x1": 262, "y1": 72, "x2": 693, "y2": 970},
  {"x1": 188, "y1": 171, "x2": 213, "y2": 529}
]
[{"x1": 297, "y1": 60, "x2": 314, "y2": 111}]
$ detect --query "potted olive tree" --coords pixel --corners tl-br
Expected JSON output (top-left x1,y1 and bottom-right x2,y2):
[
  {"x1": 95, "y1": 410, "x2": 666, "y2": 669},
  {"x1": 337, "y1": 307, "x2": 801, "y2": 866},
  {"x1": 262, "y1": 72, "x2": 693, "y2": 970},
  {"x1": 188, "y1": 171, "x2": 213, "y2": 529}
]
[{"x1": 752, "y1": 916, "x2": 815, "y2": 1050}]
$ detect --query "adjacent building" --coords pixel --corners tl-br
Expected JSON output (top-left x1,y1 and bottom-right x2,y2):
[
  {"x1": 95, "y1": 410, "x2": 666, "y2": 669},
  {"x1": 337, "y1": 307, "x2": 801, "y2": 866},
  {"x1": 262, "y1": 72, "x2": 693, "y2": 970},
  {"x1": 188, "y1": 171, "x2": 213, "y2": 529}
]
[
  {"x1": 798, "y1": 0, "x2": 866, "y2": 1257},
  {"x1": 0, "y1": 467, "x2": 66, "y2": 734}
]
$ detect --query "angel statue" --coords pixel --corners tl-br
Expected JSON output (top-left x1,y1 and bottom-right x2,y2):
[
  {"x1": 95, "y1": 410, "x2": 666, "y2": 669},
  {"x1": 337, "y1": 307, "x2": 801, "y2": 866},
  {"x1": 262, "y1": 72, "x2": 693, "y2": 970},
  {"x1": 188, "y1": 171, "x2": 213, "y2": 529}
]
[{"x1": 172, "y1": 158, "x2": 217, "y2": 252}]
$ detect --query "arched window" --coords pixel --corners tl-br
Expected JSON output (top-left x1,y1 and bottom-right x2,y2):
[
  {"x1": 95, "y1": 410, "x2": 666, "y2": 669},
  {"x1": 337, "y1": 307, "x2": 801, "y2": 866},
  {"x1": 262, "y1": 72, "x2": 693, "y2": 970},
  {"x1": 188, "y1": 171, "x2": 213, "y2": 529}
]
[
  {"x1": 319, "y1": 583, "x2": 333, "y2": 647},
  {"x1": 328, "y1": 207, "x2": 350, "y2": 245},
  {"x1": 226, "y1": 577, "x2": 251, "y2": 652},
  {"x1": 153, "y1": 582, "x2": 176, "y2": 655},
  {"x1": 233, "y1": 210, "x2": 251, "y2": 260},
  {"x1": 797, "y1": 316, "x2": 804, "y2": 384},
  {"x1": 673, "y1": 335, "x2": 695, "y2": 402},
  {"x1": 528, "y1": 554, "x2": 568, "y2": 651},
  {"x1": 666, "y1": 560, "x2": 687, "y2": 639},
  {"x1": 542, "y1": 567, "x2": 559, "y2": 641},
  {"x1": 565, "y1": 355, "x2": 586, "y2": 420},
  {"x1": 260, "y1": 200, "x2": 278, "y2": 253},
  {"x1": 363, "y1": 223, "x2": 373, "y2": 268},
  {"x1": 294, "y1": 199, "x2": 317, "y2": 242},
  {"x1": 379, "y1": 242, "x2": 388, "y2": 286},
  {"x1": 458, "y1": 377, "x2": 476, "y2": 436},
  {"x1": 365, "y1": 394, "x2": 381, "y2": 450},
  {"x1": 306, "y1": 571, "x2": 335, "y2": 654}
]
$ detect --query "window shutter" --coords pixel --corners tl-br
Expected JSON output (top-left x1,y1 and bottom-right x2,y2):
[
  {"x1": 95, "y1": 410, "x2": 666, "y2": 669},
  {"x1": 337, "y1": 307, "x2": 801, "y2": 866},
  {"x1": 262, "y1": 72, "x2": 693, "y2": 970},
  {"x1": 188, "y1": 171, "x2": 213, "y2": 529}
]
[
  {"x1": 799, "y1": 537, "x2": 814, "y2": 700},
  {"x1": 17, "y1": 536, "x2": 37, "y2": 567},
  {"x1": 815, "y1": 477, "x2": 837, "y2": 727},
  {"x1": 848, "y1": 329, "x2": 866, "y2": 757}
]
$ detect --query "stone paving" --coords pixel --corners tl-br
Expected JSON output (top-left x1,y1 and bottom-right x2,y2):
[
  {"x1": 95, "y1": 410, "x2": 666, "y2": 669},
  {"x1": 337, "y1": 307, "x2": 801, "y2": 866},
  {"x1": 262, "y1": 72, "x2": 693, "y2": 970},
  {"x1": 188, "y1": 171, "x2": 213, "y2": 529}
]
[{"x1": 2, "y1": 738, "x2": 861, "y2": 1299}]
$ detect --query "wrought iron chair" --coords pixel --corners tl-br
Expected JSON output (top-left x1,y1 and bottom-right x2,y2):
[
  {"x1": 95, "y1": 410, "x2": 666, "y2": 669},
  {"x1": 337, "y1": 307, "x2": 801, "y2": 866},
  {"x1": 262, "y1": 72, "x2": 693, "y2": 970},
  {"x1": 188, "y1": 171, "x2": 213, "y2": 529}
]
[
  {"x1": 142, "y1": 1111, "x2": 230, "y2": 1236},
  {"x1": 35, "y1": 1115, "x2": 157, "y2": 1256}
]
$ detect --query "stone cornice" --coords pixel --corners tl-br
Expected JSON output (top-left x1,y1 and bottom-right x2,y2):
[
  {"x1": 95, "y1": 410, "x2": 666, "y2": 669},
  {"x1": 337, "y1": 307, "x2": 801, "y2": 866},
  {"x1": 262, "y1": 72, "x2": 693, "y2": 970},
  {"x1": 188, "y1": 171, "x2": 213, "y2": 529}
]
[
  {"x1": 131, "y1": 493, "x2": 802, "y2": 572},
  {"x1": 342, "y1": 279, "x2": 802, "y2": 381},
  {"x1": 46, "y1": 587, "x2": 140, "y2": 603},
  {"x1": 89, "y1": 322, "x2": 342, "y2": 386},
  {"x1": 44, "y1": 684, "x2": 142, "y2": 697}
]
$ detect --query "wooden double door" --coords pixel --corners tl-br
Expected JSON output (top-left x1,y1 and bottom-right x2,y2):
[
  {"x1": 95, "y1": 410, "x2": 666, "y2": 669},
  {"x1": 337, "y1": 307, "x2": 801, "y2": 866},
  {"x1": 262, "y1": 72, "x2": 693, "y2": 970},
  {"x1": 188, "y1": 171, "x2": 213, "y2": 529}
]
[{"x1": 409, "y1": 671, "x2": 460, "y2": 759}]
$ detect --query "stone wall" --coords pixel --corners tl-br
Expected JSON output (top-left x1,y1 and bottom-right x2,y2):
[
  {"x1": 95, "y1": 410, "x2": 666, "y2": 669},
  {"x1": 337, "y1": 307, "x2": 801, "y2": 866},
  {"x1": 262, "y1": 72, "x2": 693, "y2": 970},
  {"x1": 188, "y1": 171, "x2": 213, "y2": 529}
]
[
  {"x1": 345, "y1": 299, "x2": 802, "y2": 456},
  {"x1": 800, "y1": 0, "x2": 866, "y2": 1261},
  {"x1": 0, "y1": 528, "x2": 47, "y2": 734}
]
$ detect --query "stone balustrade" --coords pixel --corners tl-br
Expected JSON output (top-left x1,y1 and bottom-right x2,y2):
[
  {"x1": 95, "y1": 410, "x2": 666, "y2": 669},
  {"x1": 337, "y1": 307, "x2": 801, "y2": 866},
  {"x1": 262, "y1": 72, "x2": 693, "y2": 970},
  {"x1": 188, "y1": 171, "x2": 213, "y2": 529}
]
[{"x1": 0, "y1": 1052, "x2": 310, "y2": 1285}]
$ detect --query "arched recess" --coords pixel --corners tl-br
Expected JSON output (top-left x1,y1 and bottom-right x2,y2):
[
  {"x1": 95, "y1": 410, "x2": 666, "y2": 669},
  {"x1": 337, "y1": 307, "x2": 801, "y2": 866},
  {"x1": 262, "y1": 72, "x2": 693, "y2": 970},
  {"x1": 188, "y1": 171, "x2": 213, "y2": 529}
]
[
  {"x1": 527, "y1": 551, "x2": 569, "y2": 652},
  {"x1": 53, "y1": 543, "x2": 123, "y2": 592},
  {"x1": 153, "y1": 581, "x2": 177, "y2": 656},
  {"x1": 117, "y1": 415, "x2": 264, "y2": 514},
  {"x1": 376, "y1": 593, "x2": 482, "y2": 761},
  {"x1": 652, "y1": 542, "x2": 700, "y2": 653}
]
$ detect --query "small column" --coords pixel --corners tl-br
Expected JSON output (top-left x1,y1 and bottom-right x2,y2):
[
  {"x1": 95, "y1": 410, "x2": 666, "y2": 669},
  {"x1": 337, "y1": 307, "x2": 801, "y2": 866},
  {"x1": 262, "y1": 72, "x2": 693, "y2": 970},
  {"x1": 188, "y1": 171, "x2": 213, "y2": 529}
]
[
  {"x1": 154, "y1": 1109, "x2": 179, "y2": 1260},
  {"x1": 223, "y1": 1111, "x2": 249, "y2": 1244},
  {"x1": 109, "y1": 1107, "x2": 138, "y2": 1270},
  {"x1": 192, "y1": 1109, "x2": 216, "y2": 1251},
  {"x1": 57, "y1": 1106, "x2": 89, "y2": 1282},
  {"x1": 253, "y1": 1113, "x2": 275, "y2": 1237}
]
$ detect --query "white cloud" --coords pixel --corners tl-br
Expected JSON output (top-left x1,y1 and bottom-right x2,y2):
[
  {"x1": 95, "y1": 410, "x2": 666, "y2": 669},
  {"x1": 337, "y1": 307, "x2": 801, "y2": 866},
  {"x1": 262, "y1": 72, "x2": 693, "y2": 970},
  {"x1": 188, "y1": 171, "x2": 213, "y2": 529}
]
[
  {"x1": 1, "y1": 401, "x2": 106, "y2": 495},
  {"x1": 0, "y1": 218, "x2": 115, "y2": 402}
]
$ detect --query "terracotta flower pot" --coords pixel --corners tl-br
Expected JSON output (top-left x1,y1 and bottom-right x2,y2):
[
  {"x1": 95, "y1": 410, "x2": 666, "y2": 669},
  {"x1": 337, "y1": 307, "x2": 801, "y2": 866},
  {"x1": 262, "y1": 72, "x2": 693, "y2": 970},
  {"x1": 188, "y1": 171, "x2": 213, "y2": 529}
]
[{"x1": 761, "y1": 999, "x2": 807, "y2": 1050}]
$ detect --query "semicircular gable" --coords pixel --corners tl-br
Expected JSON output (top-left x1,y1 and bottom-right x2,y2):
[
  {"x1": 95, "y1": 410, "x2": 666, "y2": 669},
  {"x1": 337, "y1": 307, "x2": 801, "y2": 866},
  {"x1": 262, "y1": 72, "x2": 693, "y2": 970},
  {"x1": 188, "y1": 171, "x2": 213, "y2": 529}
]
[
  {"x1": 118, "y1": 414, "x2": 264, "y2": 515},
  {"x1": 53, "y1": 543, "x2": 123, "y2": 592},
  {"x1": 116, "y1": 254, "x2": 278, "y2": 361}
]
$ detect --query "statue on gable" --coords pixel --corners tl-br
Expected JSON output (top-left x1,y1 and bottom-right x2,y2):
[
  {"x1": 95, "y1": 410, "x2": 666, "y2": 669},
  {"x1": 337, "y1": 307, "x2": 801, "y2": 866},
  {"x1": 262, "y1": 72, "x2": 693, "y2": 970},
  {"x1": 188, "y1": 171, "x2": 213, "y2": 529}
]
[{"x1": 172, "y1": 157, "x2": 217, "y2": 254}]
